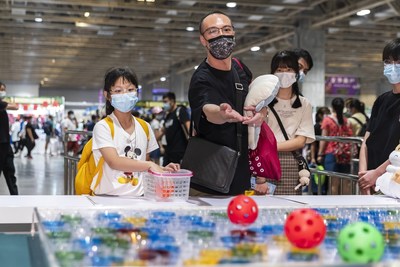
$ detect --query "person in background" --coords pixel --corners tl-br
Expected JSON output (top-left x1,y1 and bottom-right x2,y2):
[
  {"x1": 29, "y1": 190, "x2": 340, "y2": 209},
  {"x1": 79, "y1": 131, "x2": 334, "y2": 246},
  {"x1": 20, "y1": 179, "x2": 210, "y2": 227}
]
[
  {"x1": 0, "y1": 81, "x2": 19, "y2": 194},
  {"x1": 10, "y1": 117, "x2": 21, "y2": 155},
  {"x1": 86, "y1": 114, "x2": 98, "y2": 132},
  {"x1": 149, "y1": 106, "x2": 163, "y2": 165},
  {"x1": 160, "y1": 92, "x2": 190, "y2": 166},
  {"x1": 293, "y1": 48, "x2": 313, "y2": 83},
  {"x1": 265, "y1": 50, "x2": 315, "y2": 195},
  {"x1": 63, "y1": 110, "x2": 79, "y2": 156},
  {"x1": 188, "y1": 11, "x2": 265, "y2": 196},
  {"x1": 91, "y1": 66, "x2": 179, "y2": 196},
  {"x1": 318, "y1": 97, "x2": 353, "y2": 194},
  {"x1": 43, "y1": 115, "x2": 54, "y2": 155},
  {"x1": 309, "y1": 107, "x2": 331, "y2": 195},
  {"x1": 24, "y1": 116, "x2": 37, "y2": 159},
  {"x1": 310, "y1": 107, "x2": 331, "y2": 165},
  {"x1": 358, "y1": 38, "x2": 400, "y2": 194},
  {"x1": 346, "y1": 98, "x2": 369, "y2": 137}
]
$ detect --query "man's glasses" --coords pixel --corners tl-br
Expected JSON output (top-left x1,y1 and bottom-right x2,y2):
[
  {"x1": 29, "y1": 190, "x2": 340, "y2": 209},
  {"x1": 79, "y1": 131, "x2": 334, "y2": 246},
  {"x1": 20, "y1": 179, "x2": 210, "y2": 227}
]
[
  {"x1": 202, "y1": 25, "x2": 234, "y2": 38},
  {"x1": 110, "y1": 87, "x2": 137, "y2": 94}
]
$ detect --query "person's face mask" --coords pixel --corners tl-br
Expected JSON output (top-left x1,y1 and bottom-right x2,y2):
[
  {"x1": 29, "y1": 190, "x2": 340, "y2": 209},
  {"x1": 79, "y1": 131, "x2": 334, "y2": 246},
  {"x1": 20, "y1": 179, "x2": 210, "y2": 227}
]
[
  {"x1": 69, "y1": 114, "x2": 75, "y2": 119},
  {"x1": 0, "y1": 91, "x2": 6, "y2": 98},
  {"x1": 111, "y1": 92, "x2": 138, "y2": 113},
  {"x1": 206, "y1": 35, "x2": 235, "y2": 60},
  {"x1": 163, "y1": 102, "x2": 171, "y2": 111},
  {"x1": 274, "y1": 72, "x2": 297, "y2": 88},
  {"x1": 298, "y1": 70, "x2": 306, "y2": 83},
  {"x1": 383, "y1": 63, "x2": 400, "y2": 84}
]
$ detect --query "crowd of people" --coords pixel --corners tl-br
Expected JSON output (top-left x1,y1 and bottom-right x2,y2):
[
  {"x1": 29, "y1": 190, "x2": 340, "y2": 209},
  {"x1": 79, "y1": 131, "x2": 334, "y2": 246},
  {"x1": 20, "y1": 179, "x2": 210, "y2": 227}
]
[{"x1": 1, "y1": 10, "x2": 399, "y2": 198}]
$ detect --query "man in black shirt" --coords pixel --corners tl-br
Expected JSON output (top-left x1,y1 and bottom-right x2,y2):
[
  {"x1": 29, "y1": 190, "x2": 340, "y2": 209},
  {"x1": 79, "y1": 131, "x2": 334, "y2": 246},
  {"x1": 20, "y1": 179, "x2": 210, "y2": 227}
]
[
  {"x1": 359, "y1": 38, "x2": 400, "y2": 194},
  {"x1": 188, "y1": 11, "x2": 266, "y2": 195},
  {"x1": 0, "y1": 81, "x2": 19, "y2": 195},
  {"x1": 161, "y1": 92, "x2": 190, "y2": 166}
]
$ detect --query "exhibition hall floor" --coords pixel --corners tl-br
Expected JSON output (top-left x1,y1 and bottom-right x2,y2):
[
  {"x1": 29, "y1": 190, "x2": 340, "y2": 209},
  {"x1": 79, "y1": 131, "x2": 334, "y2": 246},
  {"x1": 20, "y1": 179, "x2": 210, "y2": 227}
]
[{"x1": 0, "y1": 153, "x2": 64, "y2": 195}]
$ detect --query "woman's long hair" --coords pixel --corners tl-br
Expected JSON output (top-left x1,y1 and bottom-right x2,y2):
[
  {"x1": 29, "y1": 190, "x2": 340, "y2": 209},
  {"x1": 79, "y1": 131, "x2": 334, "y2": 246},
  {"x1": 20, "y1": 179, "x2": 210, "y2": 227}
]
[{"x1": 332, "y1": 97, "x2": 345, "y2": 125}]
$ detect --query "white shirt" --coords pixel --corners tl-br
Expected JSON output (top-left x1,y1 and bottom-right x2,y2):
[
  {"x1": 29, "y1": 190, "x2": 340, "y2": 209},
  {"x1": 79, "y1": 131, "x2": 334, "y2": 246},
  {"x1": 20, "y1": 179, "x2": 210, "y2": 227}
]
[
  {"x1": 62, "y1": 118, "x2": 77, "y2": 141},
  {"x1": 91, "y1": 113, "x2": 158, "y2": 196},
  {"x1": 267, "y1": 95, "x2": 315, "y2": 144},
  {"x1": 10, "y1": 121, "x2": 20, "y2": 141}
]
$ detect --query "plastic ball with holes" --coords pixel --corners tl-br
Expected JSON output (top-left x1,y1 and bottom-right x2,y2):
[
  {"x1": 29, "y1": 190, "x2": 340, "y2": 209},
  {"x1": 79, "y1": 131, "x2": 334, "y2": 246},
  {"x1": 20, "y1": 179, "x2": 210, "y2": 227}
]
[
  {"x1": 337, "y1": 222, "x2": 385, "y2": 263},
  {"x1": 284, "y1": 208, "x2": 326, "y2": 249},
  {"x1": 227, "y1": 195, "x2": 259, "y2": 226}
]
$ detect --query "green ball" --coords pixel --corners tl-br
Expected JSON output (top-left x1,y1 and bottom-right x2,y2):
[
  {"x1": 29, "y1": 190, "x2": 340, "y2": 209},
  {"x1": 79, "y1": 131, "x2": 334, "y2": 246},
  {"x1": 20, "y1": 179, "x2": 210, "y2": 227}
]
[{"x1": 337, "y1": 222, "x2": 385, "y2": 263}]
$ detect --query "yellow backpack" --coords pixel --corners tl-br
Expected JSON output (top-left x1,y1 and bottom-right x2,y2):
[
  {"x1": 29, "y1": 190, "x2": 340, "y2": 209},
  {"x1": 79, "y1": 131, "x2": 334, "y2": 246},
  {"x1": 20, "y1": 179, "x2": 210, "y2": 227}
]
[{"x1": 75, "y1": 116, "x2": 149, "y2": 195}]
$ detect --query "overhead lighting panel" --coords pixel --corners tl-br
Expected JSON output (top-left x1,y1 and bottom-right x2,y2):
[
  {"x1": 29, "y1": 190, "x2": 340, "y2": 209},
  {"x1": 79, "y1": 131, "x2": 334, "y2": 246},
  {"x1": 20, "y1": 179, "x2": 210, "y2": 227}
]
[{"x1": 356, "y1": 9, "x2": 370, "y2": 16}]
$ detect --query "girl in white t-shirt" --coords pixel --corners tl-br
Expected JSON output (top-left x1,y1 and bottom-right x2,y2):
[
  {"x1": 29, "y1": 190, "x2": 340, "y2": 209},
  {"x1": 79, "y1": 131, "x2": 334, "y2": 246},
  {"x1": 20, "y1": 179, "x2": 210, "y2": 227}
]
[
  {"x1": 264, "y1": 50, "x2": 315, "y2": 195},
  {"x1": 92, "y1": 67, "x2": 179, "y2": 196}
]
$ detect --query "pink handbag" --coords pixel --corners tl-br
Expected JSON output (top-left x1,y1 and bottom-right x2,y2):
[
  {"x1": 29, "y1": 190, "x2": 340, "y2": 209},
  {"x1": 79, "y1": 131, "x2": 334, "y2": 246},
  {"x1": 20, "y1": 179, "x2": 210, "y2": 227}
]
[{"x1": 248, "y1": 122, "x2": 281, "y2": 180}]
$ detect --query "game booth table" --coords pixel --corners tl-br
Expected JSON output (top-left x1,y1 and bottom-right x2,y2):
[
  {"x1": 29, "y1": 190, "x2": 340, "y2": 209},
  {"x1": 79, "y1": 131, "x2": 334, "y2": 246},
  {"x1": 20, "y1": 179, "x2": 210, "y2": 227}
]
[{"x1": 1, "y1": 194, "x2": 400, "y2": 266}]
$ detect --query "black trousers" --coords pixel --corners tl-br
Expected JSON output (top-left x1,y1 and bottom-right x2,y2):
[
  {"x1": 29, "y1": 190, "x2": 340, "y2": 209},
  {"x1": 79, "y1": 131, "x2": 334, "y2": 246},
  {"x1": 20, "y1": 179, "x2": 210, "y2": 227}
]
[{"x1": 0, "y1": 143, "x2": 18, "y2": 195}]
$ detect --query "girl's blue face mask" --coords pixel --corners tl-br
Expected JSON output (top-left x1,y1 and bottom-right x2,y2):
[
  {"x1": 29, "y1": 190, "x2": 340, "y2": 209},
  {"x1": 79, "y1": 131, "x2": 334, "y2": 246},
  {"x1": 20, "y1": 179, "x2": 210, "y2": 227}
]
[
  {"x1": 383, "y1": 63, "x2": 400, "y2": 84},
  {"x1": 111, "y1": 92, "x2": 138, "y2": 113}
]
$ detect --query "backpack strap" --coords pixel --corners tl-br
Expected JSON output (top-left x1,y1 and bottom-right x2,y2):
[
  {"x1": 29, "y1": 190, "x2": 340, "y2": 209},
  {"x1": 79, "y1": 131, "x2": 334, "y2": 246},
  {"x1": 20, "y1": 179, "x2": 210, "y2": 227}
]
[
  {"x1": 104, "y1": 116, "x2": 115, "y2": 138},
  {"x1": 136, "y1": 117, "x2": 150, "y2": 141},
  {"x1": 175, "y1": 106, "x2": 190, "y2": 140},
  {"x1": 92, "y1": 116, "x2": 114, "y2": 194},
  {"x1": 350, "y1": 116, "x2": 363, "y2": 127}
]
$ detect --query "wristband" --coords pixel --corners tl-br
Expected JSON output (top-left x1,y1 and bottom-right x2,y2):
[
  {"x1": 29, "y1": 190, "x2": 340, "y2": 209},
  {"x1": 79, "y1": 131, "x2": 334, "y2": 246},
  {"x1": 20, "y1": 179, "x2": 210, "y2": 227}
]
[{"x1": 250, "y1": 176, "x2": 256, "y2": 190}]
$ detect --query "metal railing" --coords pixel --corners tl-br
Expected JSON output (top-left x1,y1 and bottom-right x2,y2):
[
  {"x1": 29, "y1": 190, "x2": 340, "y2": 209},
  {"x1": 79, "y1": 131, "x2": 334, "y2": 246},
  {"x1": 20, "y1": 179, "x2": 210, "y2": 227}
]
[
  {"x1": 309, "y1": 135, "x2": 363, "y2": 195},
  {"x1": 63, "y1": 130, "x2": 92, "y2": 195},
  {"x1": 63, "y1": 131, "x2": 363, "y2": 196}
]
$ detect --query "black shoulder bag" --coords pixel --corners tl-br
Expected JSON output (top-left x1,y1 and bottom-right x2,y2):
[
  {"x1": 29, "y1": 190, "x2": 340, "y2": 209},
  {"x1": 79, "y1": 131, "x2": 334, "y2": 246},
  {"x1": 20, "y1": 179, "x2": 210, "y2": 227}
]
[
  {"x1": 269, "y1": 106, "x2": 310, "y2": 173},
  {"x1": 181, "y1": 68, "x2": 244, "y2": 193}
]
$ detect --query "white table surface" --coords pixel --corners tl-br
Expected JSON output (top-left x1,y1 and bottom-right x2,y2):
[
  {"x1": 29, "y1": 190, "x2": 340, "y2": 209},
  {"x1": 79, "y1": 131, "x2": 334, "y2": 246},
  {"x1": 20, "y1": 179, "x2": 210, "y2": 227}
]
[
  {"x1": 0, "y1": 195, "x2": 94, "y2": 224},
  {"x1": 278, "y1": 195, "x2": 400, "y2": 207},
  {"x1": 1, "y1": 195, "x2": 400, "y2": 224}
]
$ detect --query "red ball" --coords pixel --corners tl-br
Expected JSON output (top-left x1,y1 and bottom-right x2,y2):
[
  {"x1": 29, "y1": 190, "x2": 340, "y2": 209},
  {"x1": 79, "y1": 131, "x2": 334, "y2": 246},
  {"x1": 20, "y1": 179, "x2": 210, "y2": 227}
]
[
  {"x1": 284, "y1": 208, "x2": 326, "y2": 249},
  {"x1": 227, "y1": 195, "x2": 258, "y2": 226}
]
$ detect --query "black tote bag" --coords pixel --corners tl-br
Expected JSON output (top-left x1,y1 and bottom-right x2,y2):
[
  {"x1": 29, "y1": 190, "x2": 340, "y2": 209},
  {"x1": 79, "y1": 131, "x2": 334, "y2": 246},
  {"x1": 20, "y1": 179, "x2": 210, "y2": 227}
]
[{"x1": 181, "y1": 137, "x2": 239, "y2": 193}]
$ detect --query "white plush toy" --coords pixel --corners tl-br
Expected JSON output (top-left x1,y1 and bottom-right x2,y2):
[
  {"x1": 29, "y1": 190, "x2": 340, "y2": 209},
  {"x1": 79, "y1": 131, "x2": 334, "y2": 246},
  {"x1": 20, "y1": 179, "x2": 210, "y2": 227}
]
[
  {"x1": 375, "y1": 144, "x2": 400, "y2": 198},
  {"x1": 244, "y1": 74, "x2": 280, "y2": 150}
]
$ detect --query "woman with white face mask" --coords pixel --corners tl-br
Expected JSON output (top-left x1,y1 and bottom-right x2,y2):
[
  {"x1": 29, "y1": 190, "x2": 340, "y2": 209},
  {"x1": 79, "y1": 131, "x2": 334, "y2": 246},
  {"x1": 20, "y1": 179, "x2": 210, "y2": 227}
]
[
  {"x1": 261, "y1": 50, "x2": 315, "y2": 195},
  {"x1": 90, "y1": 67, "x2": 180, "y2": 196}
]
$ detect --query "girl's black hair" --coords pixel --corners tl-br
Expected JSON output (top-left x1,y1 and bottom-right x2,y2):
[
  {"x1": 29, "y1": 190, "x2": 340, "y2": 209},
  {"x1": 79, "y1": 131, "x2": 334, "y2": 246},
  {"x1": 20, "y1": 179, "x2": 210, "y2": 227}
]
[
  {"x1": 331, "y1": 97, "x2": 345, "y2": 125},
  {"x1": 269, "y1": 50, "x2": 301, "y2": 108},
  {"x1": 104, "y1": 67, "x2": 139, "y2": 115},
  {"x1": 382, "y1": 38, "x2": 400, "y2": 62}
]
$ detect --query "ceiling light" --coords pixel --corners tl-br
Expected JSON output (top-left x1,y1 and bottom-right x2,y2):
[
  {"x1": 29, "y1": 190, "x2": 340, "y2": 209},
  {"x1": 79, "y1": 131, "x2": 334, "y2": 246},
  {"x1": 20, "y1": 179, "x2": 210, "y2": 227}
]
[
  {"x1": 160, "y1": 77, "x2": 166, "y2": 82},
  {"x1": 194, "y1": 65, "x2": 198, "y2": 70},
  {"x1": 75, "y1": 22, "x2": 90, "y2": 27},
  {"x1": 43, "y1": 77, "x2": 49, "y2": 82},
  {"x1": 356, "y1": 9, "x2": 370, "y2": 16},
  {"x1": 250, "y1": 46, "x2": 260, "y2": 52},
  {"x1": 84, "y1": 12, "x2": 90, "y2": 17},
  {"x1": 51, "y1": 59, "x2": 56, "y2": 63},
  {"x1": 35, "y1": 17, "x2": 43, "y2": 23},
  {"x1": 146, "y1": 0, "x2": 155, "y2": 2},
  {"x1": 138, "y1": 85, "x2": 142, "y2": 90},
  {"x1": 186, "y1": 26, "x2": 194, "y2": 32},
  {"x1": 226, "y1": 2, "x2": 237, "y2": 8}
]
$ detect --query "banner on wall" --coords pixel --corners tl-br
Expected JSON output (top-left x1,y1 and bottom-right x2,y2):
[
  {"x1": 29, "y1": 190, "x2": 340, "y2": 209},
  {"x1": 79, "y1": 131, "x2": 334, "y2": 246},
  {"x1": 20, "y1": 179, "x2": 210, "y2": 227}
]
[
  {"x1": 4, "y1": 96, "x2": 65, "y2": 116},
  {"x1": 325, "y1": 75, "x2": 360, "y2": 96}
]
